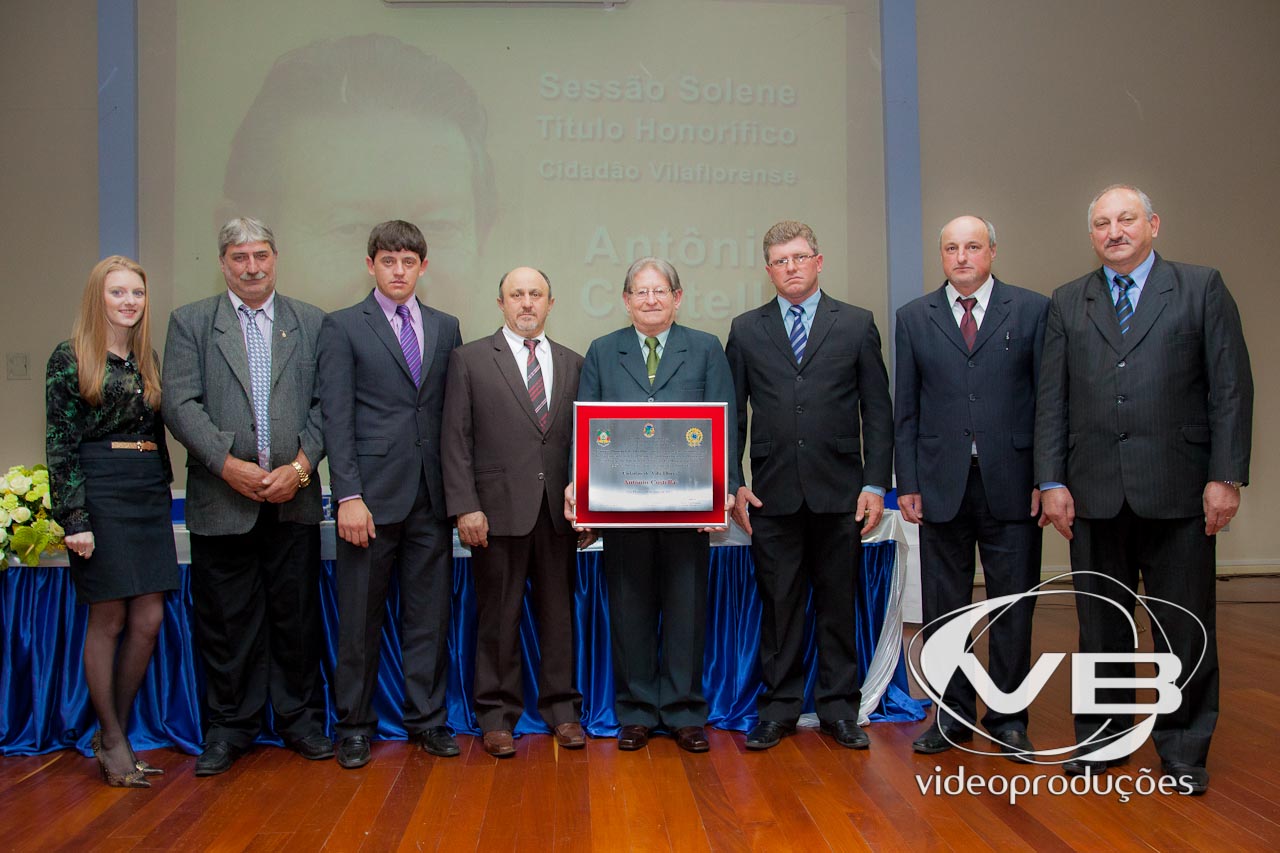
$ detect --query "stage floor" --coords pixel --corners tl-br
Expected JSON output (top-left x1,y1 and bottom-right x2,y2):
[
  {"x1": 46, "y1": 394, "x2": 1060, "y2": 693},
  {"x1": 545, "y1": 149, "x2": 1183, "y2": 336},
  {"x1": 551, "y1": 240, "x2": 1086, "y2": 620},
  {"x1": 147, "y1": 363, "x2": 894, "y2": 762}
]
[{"x1": 1, "y1": 576, "x2": 1276, "y2": 852}]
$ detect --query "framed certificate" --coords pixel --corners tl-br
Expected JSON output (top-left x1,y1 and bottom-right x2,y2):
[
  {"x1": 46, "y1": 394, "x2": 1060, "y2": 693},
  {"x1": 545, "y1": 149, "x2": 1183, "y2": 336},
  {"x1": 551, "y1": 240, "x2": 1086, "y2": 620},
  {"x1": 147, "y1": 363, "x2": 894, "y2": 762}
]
[{"x1": 572, "y1": 402, "x2": 728, "y2": 528}]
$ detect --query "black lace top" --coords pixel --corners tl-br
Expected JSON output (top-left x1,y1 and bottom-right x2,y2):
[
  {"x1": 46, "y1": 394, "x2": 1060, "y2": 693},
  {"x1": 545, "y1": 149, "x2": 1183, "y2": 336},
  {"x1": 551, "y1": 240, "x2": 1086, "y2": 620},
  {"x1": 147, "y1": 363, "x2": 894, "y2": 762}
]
[{"x1": 45, "y1": 341, "x2": 172, "y2": 534}]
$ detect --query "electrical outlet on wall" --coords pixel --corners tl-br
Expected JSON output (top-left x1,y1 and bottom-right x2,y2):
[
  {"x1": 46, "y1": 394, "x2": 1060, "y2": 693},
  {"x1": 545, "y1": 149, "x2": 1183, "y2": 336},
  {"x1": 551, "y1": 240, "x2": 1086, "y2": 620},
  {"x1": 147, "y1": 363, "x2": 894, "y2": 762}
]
[{"x1": 6, "y1": 352, "x2": 30, "y2": 380}]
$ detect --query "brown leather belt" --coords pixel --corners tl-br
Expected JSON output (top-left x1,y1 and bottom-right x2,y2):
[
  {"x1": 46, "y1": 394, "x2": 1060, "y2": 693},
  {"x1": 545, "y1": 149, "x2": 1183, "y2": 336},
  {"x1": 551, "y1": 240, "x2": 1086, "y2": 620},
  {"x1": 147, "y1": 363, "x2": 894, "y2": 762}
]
[{"x1": 109, "y1": 440, "x2": 158, "y2": 452}]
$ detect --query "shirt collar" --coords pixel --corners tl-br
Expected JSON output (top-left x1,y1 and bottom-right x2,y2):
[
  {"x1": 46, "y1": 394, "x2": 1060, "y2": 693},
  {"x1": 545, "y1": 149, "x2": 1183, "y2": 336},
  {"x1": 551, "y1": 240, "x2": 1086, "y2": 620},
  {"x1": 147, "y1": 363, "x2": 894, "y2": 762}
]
[
  {"x1": 373, "y1": 287, "x2": 420, "y2": 323},
  {"x1": 1104, "y1": 250, "x2": 1156, "y2": 292},
  {"x1": 227, "y1": 288, "x2": 275, "y2": 320},
  {"x1": 502, "y1": 325, "x2": 546, "y2": 351},
  {"x1": 634, "y1": 325, "x2": 672, "y2": 350},
  {"x1": 944, "y1": 275, "x2": 995, "y2": 309},
  {"x1": 777, "y1": 287, "x2": 822, "y2": 318}
]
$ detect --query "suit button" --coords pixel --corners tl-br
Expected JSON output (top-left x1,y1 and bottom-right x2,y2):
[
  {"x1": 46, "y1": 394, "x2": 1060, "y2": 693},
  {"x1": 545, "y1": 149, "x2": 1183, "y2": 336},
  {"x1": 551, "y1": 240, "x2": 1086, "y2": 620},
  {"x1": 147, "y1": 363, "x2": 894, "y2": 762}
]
[
  {"x1": 647, "y1": 396, "x2": 655, "y2": 402},
  {"x1": 796, "y1": 375, "x2": 804, "y2": 382},
  {"x1": 537, "y1": 473, "x2": 545, "y2": 480},
  {"x1": 1119, "y1": 433, "x2": 1129, "y2": 441},
  {"x1": 417, "y1": 406, "x2": 423, "y2": 412},
  {"x1": 795, "y1": 406, "x2": 803, "y2": 414},
  {"x1": 967, "y1": 360, "x2": 976, "y2": 368},
  {"x1": 963, "y1": 429, "x2": 971, "y2": 436},
  {"x1": 542, "y1": 438, "x2": 547, "y2": 445},
  {"x1": 968, "y1": 393, "x2": 978, "y2": 402},
  {"x1": 797, "y1": 439, "x2": 806, "y2": 447},
  {"x1": 1117, "y1": 360, "x2": 1126, "y2": 368},
  {"x1": 1117, "y1": 395, "x2": 1126, "y2": 404},
  {"x1": 415, "y1": 439, "x2": 422, "y2": 447}
]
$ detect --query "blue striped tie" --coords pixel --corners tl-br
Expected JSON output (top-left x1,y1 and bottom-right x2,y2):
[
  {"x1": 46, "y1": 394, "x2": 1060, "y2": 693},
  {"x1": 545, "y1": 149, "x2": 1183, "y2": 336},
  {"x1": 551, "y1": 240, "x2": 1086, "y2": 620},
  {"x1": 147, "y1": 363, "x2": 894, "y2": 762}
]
[
  {"x1": 788, "y1": 304, "x2": 807, "y2": 362},
  {"x1": 238, "y1": 305, "x2": 271, "y2": 469},
  {"x1": 396, "y1": 304, "x2": 422, "y2": 385},
  {"x1": 1114, "y1": 274, "x2": 1136, "y2": 335}
]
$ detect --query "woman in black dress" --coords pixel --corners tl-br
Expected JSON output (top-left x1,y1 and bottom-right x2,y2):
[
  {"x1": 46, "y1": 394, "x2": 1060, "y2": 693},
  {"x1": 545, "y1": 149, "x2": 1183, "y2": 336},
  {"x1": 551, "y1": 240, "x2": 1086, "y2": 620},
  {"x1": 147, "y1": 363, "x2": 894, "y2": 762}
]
[{"x1": 46, "y1": 256, "x2": 179, "y2": 788}]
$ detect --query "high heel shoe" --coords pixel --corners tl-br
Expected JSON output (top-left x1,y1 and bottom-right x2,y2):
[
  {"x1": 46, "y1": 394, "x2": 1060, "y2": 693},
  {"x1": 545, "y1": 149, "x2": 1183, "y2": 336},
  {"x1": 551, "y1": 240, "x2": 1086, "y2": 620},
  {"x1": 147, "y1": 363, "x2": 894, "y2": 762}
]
[
  {"x1": 91, "y1": 731, "x2": 150, "y2": 788},
  {"x1": 94, "y1": 729, "x2": 163, "y2": 775}
]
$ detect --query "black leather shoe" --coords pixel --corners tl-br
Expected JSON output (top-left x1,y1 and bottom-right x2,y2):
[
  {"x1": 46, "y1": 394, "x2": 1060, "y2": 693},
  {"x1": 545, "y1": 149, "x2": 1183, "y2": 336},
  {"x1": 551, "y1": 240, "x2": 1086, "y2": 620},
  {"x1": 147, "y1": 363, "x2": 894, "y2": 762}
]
[
  {"x1": 1062, "y1": 752, "x2": 1125, "y2": 777},
  {"x1": 194, "y1": 741, "x2": 243, "y2": 777},
  {"x1": 674, "y1": 726, "x2": 710, "y2": 753},
  {"x1": 337, "y1": 735, "x2": 371, "y2": 769},
  {"x1": 287, "y1": 733, "x2": 334, "y2": 761},
  {"x1": 744, "y1": 720, "x2": 794, "y2": 750},
  {"x1": 991, "y1": 728, "x2": 1034, "y2": 764},
  {"x1": 418, "y1": 727, "x2": 460, "y2": 758},
  {"x1": 820, "y1": 719, "x2": 870, "y2": 749},
  {"x1": 1161, "y1": 761, "x2": 1209, "y2": 795},
  {"x1": 617, "y1": 724, "x2": 650, "y2": 750},
  {"x1": 911, "y1": 720, "x2": 974, "y2": 754}
]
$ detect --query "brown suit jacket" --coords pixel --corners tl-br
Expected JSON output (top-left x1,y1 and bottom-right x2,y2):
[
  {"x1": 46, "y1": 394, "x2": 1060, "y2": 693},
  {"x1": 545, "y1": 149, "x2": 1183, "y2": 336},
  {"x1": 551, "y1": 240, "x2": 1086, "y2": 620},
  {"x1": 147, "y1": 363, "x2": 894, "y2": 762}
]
[{"x1": 442, "y1": 328, "x2": 583, "y2": 537}]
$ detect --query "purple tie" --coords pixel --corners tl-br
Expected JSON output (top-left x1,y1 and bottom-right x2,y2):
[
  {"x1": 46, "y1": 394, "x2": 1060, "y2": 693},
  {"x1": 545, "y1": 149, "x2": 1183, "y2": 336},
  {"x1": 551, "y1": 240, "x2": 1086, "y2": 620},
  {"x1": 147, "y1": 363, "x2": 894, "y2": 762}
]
[
  {"x1": 958, "y1": 297, "x2": 978, "y2": 351},
  {"x1": 525, "y1": 339, "x2": 548, "y2": 430},
  {"x1": 395, "y1": 304, "x2": 421, "y2": 385}
]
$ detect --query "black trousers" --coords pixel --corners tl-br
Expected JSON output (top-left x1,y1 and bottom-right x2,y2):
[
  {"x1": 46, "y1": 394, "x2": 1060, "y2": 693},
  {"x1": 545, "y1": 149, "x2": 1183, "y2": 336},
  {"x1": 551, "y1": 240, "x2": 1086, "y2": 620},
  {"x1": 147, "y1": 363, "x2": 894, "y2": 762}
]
[
  {"x1": 601, "y1": 528, "x2": 709, "y2": 729},
  {"x1": 1071, "y1": 506, "x2": 1219, "y2": 767},
  {"x1": 471, "y1": 497, "x2": 580, "y2": 732},
  {"x1": 919, "y1": 463, "x2": 1041, "y2": 733},
  {"x1": 750, "y1": 506, "x2": 860, "y2": 723},
  {"x1": 189, "y1": 504, "x2": 325, "y2": 749},
  {"x1": 334, "y1": 478, "x2": 452, "y2": 739}
]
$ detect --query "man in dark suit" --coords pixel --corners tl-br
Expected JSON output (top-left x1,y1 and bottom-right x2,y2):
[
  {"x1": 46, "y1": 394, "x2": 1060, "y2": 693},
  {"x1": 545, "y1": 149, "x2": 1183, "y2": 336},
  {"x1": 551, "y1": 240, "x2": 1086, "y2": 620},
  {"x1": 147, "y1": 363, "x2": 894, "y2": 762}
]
[
  {"x1": 726, "y1": 220, "x2": 893, "y2": 751},
  {"x1": 895, "y1": 215, "x2": 1048, "y2": 761},
  {"x1": 1036, "y1": 184, "x2": 1252, "y2": 793},
  {"x1": 317, "y1": 220, "x2": 463, "y2": 769},
  {"x1": 442, "y1": 267, "x2": 588, "y2": 758},
  {"x1": 568, "y1": 257, "x2": 737, "y2": 754},
  {"x1": 164, "y1": 217, "x2": 331, "y2": 775}
]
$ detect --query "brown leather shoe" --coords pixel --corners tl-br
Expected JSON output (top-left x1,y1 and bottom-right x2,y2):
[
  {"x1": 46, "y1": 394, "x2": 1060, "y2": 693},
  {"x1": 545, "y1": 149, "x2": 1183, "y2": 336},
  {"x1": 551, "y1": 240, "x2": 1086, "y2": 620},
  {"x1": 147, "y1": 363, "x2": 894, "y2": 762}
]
[
  {"x1": 617, "y1": 724, "x2": 650, "y2": 750},
  {"x1": 482, "y1": 730, "x2": 516, "y2": 758},
  {"x1": 674, "y1": 726, "x2": 710, "y2": 753},
  {"x1": 554, "y1": 722, "x2": 586, "y2": 749}
]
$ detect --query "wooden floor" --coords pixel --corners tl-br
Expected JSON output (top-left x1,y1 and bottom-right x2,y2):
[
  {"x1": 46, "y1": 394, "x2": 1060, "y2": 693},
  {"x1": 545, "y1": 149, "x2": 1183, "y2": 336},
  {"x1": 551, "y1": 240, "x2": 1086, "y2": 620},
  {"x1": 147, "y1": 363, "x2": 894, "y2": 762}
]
[{"x1": 2, "y1": 576, "x2": 1277, "y2": 852}]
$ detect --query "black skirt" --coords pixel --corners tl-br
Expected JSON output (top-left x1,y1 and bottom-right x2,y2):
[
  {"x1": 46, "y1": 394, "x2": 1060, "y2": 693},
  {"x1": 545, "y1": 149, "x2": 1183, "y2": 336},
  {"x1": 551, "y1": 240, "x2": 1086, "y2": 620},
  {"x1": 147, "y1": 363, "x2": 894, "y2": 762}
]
[{"x1": 67, "y1": 438, "x2": 179, "y2": 604}]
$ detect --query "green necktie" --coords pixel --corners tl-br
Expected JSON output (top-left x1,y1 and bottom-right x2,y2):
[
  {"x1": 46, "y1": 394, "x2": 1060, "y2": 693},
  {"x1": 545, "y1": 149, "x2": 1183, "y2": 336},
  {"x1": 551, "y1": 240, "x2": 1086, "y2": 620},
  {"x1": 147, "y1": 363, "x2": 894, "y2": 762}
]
[{"x1": 645, "y1": 336, "x2": 660, "y2": 385}]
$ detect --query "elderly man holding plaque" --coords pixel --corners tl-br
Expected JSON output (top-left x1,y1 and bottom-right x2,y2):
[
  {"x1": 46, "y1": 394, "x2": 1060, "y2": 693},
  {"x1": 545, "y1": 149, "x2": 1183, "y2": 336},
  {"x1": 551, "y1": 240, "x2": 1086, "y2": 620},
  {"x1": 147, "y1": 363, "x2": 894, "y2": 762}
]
[
  {"x1": 568, "y1": 257, "x2": 737, "y2": 754},
  {"x1": 442, "y1": 267, "x2": 588, "y2": 758}
]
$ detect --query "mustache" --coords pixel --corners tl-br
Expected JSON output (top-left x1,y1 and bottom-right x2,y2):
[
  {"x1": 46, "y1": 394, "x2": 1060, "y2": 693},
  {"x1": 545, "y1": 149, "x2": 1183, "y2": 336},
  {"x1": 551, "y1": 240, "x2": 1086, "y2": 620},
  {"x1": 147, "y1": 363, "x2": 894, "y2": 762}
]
[{"x1": 239, "y1": 271, "x2": 267, "y2": 281}]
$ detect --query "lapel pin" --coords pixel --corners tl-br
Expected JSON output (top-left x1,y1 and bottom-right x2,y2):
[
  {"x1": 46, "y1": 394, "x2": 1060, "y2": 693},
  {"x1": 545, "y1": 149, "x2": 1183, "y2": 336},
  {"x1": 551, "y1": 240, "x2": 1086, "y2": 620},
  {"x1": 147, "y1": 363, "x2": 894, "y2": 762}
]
[{"x1": 281, "y1": 331, "x2": 287, "y2": 338}]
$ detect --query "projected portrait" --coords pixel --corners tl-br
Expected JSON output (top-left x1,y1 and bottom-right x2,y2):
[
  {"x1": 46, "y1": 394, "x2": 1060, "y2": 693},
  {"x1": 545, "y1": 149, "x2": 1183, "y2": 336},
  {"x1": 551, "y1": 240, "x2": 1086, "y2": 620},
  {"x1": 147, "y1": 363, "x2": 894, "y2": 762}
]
[{"x1": 218, "y1": 34, "x2": 497, "y2": 312}]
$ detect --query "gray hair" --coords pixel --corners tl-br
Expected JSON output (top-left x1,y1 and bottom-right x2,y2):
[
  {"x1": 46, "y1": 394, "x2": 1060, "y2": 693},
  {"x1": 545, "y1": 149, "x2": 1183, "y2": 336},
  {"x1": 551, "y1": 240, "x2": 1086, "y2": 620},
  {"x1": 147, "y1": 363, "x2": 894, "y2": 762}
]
[
  {"x1": 938, "y1": 216, "x2": 997, "y2": 248},
  {"x1": 1087, "y1": 184, "x2": 1156, "y2": 231},
  {"x1": 218, "y1": 217, "x2": 277, "y2": 257},
  {"x1": 497, "y1": 267, "x2": 552, "y2": 296},
  {"x1": 623, "y1": 257, "x2": 682, "y2": 294}
]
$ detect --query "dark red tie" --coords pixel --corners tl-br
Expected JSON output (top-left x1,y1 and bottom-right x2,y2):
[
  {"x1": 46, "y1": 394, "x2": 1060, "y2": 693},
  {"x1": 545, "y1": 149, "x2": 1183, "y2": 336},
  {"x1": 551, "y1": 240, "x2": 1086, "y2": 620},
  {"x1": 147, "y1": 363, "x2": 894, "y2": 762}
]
[
  {"x1": 525, "y1": 339, "x2": 548, "y2": 429},
  {"x1": 958, "y1": 296, "x2": 978, "y2": 351}
]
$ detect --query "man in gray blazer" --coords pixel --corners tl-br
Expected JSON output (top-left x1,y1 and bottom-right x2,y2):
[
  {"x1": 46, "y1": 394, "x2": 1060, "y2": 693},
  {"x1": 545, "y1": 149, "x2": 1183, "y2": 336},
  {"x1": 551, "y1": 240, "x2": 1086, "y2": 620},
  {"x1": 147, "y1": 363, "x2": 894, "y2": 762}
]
[
  {"x1": 317, "y1": 220, "x2": 463, "y2": 769},
  {"x1": 1036, "y1": 184, "x2": 1253, "y2": 793},
  {"x1": 895, "y1": 216, "x2": 1047, "y2": 761},
  {"x1": 569, "y1": 257, "x2": 737, "y2": 754},
  {"x1": 442, "y1": 267, "x2": 587, "y2": 758},
  {"x1": 163, "y1": 217, "x2": 330, "y2": 775},
  {"x1": 727, "y1": 220, "x2": 893, "y2": 751}
]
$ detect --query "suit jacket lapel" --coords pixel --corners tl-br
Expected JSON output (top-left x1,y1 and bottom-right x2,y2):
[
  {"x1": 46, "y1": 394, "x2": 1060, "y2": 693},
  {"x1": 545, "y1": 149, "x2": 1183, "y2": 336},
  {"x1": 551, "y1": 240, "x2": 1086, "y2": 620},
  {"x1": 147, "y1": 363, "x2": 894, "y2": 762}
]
[
  {"x1": 547, "y1": 337, "x2": 574, "y2": 430},
  {"x1": 213, "y1": 295, "x2": 253, "y2": 402},
  {"x1": 618, "y1": 329, "x2": 654, "y2": 393},
  {"x1": 970, "y1": 280, "x2": 1011, "y2": 354},
  {"x1": 361, "y1": 291, "x2": 417, "y2": 385},
  {"x1": 758, "y1": 302, "x2": 799, "y2": 371},
  {"x1": 491, "y1": 329, "x2": 544, "y2": 431},
  {"x1": 800, "y1": 294, "x2": 837, "y2": 366},
  {"x1": 650, "y1": 325, "x2": 688, "y2": 393},
  {"x1": 270, "y1": 296, "x2": 300, "y2": 389},
  {"x1": 1086, "y1": 271, "x2": 1125, "y2": 353},
  {"x1": 926, "y1": 284, "x2": 971, "y2": 355},
  {"x1": 418, "y1": 298, "x2": 439, "y2": 391},
  {"x1": 1118, "y1": 255, "x2": 1172, "y2": 356}
]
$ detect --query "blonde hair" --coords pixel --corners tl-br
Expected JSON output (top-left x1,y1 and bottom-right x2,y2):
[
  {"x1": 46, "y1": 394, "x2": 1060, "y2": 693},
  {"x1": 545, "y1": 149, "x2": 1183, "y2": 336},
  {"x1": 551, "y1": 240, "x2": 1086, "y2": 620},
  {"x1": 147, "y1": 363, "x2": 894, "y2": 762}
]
[{"x1": 72, "y1": 255, "x2": 162, "y2": 409}]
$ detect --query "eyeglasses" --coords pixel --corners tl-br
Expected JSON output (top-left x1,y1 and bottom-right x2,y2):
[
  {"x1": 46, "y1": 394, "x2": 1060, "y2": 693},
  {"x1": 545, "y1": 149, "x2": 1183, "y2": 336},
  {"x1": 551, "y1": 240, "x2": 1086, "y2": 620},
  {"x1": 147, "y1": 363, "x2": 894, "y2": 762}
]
[
  {"x1": 628, "y1": 287, "x2": 673, "y2": 300},
  {"x1": 765, "y1": 253, "x2": 818, "y2": 269}
]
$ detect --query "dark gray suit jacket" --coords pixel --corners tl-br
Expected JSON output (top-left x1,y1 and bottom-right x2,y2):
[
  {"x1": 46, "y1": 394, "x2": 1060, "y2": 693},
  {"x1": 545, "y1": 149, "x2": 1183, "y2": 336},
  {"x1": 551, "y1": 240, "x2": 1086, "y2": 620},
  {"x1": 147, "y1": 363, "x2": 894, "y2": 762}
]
[
  {"x1": 442, "y1": 329, "x2": 582, "y2": 537},
  {"x1": 726, "y1": 292, "x2": 893, "y2": 515},
  {"x1": 317, "y1": 290, "x2": 462, "y2": 525},
  {"x1": 163, "y1": 292, "x2": 326, "y2": 536},
  {"x1": 895, "y1": 279, "x2": 1048, "y2": 522},
  {"x1": 578, "y1": 323, "x2": 740, "y2": 493},
  {"x1": 1034, "y1": 254, "x2": 1252, "y2": 519}
]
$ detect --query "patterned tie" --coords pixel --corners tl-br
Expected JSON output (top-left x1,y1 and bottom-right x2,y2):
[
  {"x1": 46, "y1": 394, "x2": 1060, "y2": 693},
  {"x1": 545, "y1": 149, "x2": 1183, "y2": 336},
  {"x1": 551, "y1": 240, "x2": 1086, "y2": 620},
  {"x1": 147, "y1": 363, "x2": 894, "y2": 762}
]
[
  {"x1": 1114, "y1": 274, "x2": 1136, "y2": 335},
  {"x1": 958, "y1": 296, "x2": 978, "y2": 351},
  {"x1": 525, "y1": 339, "x2": 548, "y2": 429},
  {"x1": 395, "y1": 304, "x2": 422, "y2": 385},
  {"x1": 238, "y1": 305, "x2": 271, "y2": 469},
  {"x1": 645, "y1": 336, "x2": 660, "y2": 385},
  {"x1": 788, "y1": 304, "x2": 807, "y2": 362}
]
